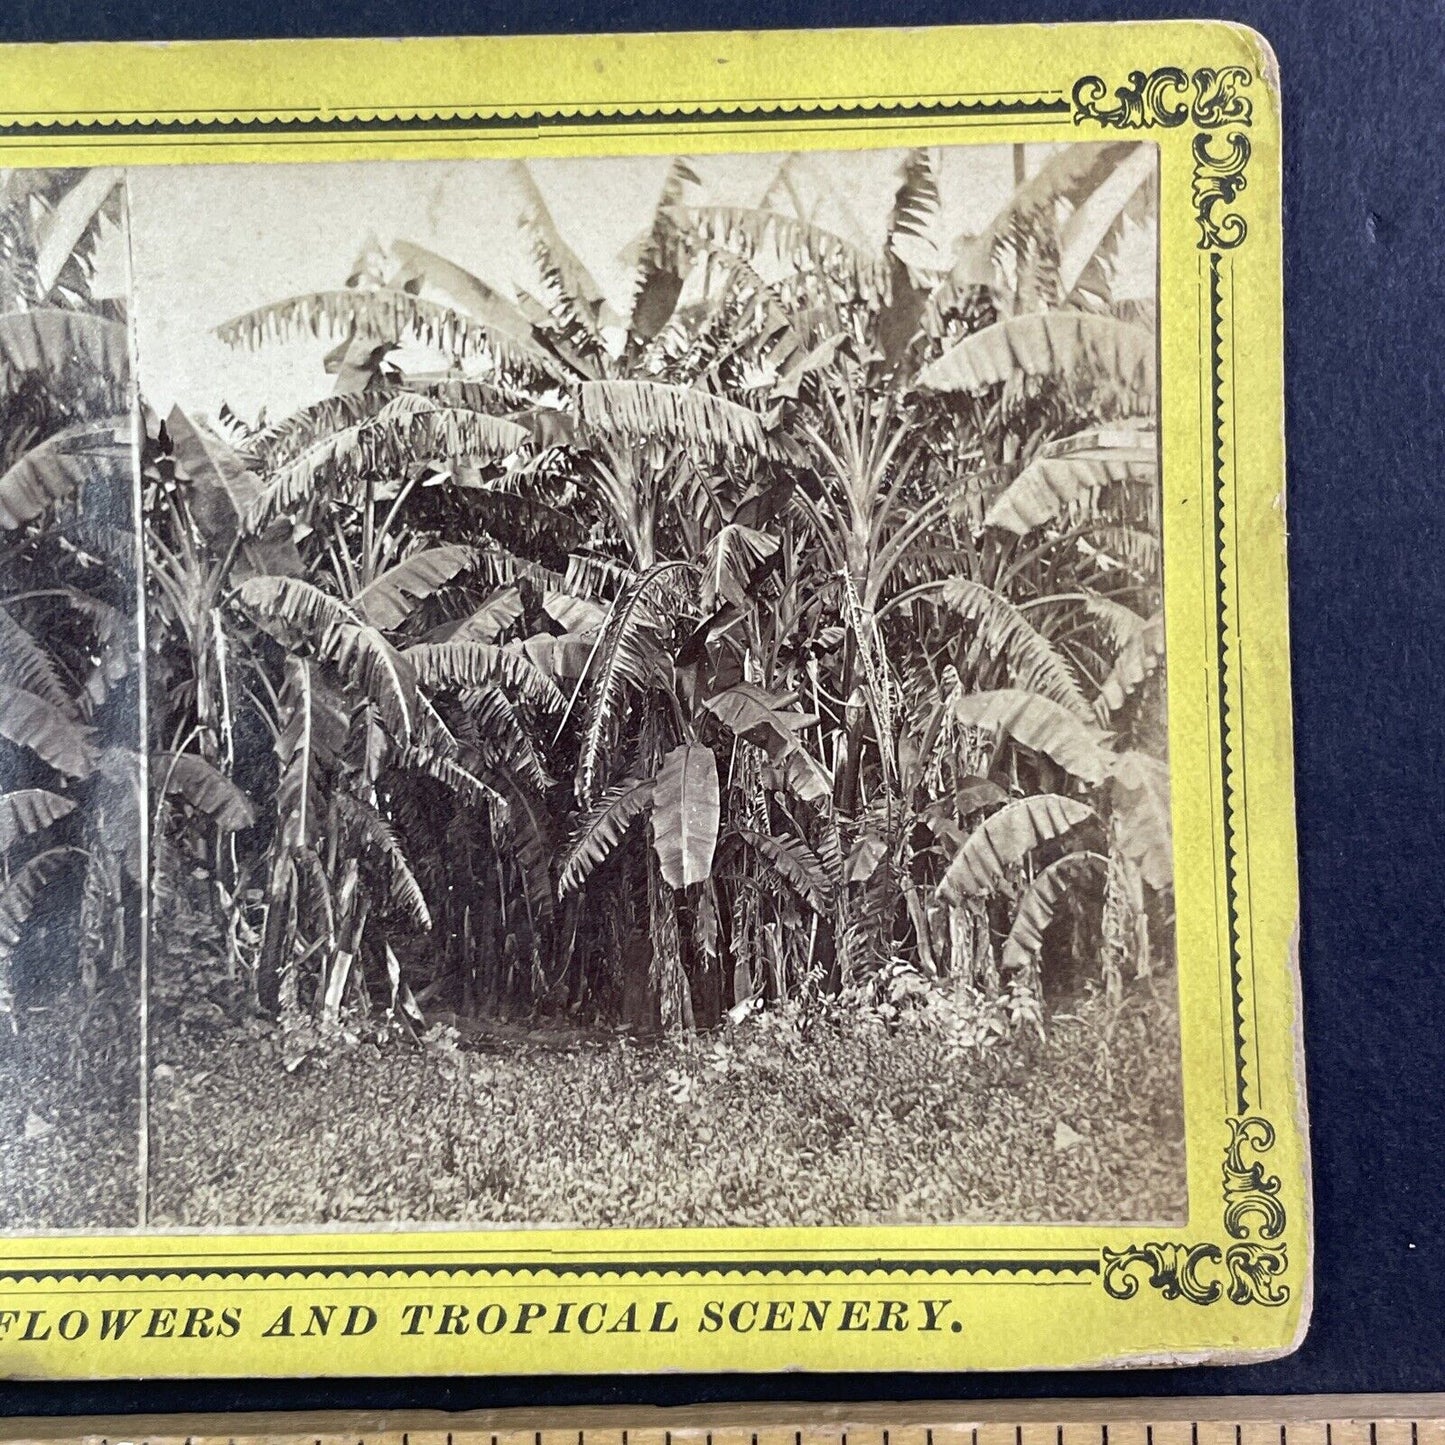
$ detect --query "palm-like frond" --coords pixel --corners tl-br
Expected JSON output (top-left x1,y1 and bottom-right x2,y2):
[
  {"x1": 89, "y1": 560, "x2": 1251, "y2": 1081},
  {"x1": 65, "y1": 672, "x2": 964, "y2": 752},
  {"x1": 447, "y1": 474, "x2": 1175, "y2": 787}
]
[
  {"x1": 412, "y1": 735, "x2": 559, "y2": 934},
  {"x1": 1095, "y1": 611, "x2": 1165, "y2": 720},
  {"x1": 0, "y1": 789, "x2": 76, "y2": 852},
  {"x1": 928, "y1": 141, "x2": 1141, "y2": 318},
  {"x1": 735, "y1": 825, "x2": 832, "y2": 911},
  {"x1": 236, "y1": 575, "x2": 357, "y2": 637},
  {"x1": 153, "y1": 751, "x2": 257, "y2": 831},
  {"x1": 466, "y1": 544, "x2": 568, "y2": 595},
  {"x1": 511, "y1": 160, "x2": 617, "y2": 335},
  {"x1": 577, "y1": 561, "x2": 694, "y2": 805},
  {"x1": 1084, "y1": 524, "x2": 1162, "y2": 580},
  {"x1": 388, "y1": 238, "x2": 541, "y2": 351},
  {"x1": 215, "y1": 287, "x2": 555, "y2": 376},
  {"x1": 543, "y1": 591, "x2": 607, "y2": 634},
  {"x1": 0, "y1": 846, "x2": 81, "y2": 963},
  {"x1": 0, "y1": 309, "x2": 128, "y2": 392},
  {"x1": 918, "y1": 312, "x2": 1155, "y2": 400},
  {"x1": 368, "y1": 392, "x2": 532, "y2": 462},
  {"x1": 406, "y1": 638, "x2": 566, "y2": 714},
  {"x1": 0, "y1": 418, "x2": 132, "y2": 530},
  {"x1": 399, "y1": 744, "x2": 506, "y2": 814},
  {"x1": 1058, "y1": 144, "x2": 1156, "y2": 301},
  {"x1": 244, "y1": 426, "x2": 370, "y2": 531},
  {"x1": 938, "y1": 793, "x2": 1094, "y2": 903},
  {"x1": 446, "y1": 587, "x2": 523, "y2": 644},
  {"x1": 0, "y1": 686, "x2": 95, "y2": 778},
  {"x1": 628, "y1": 157, "x2": 701, "y2": 341},
  {"x1": 985, "y1": 426, "x2": 1157, "y2": 534},
  {"x1": 672, "y1": 205, "x2": 890, "y2": 304},
  {"x1": 247, "y1": 399, "x2": 531, "y2": 531},
  {"x1": 352, "y1": 544, "x2": 477, "y2": 630},
  {"x1": 940, "y1": 578, "x2": 1089, "y2": 717},
  {"x1": 460, "y1": 686, "x2": 554, "y2": 792},
  {"x1": 561, "y1": 551, "x2": 635, "y2": 602},
  {"x1": 333, "y1": 791, "x2": 432, "y2": 930},
  {"x1": 323, "y1": 622, "x2": 418, "y2": 742},
  {"x1": 950, "y1": 688, "x2": 1110, "y2": 785},
  {"x1": 1000, "y1": 851, "x2": 1102, "y2": 974},
  {"x1": 1080, "y1": 592, "x2": 1148, "y2": 651},
  {"x1": 578, "y1": 380, "x2": 775, "y2": 460},
  {"x1": 558, "y1": 775, "x2": 655, "y2": 894},
  {"x1": 0, "y1": 606, "x2": 73, "y2": 714},
  {"x1": 32, "y1": 169, "x2": 122, "y2": 301},
  {"x1": 888, "y1": 149, "x2": 942, "y2": 258},
  {"x1": 251, "y1": 389, "x2": 394, "y2": 468}
]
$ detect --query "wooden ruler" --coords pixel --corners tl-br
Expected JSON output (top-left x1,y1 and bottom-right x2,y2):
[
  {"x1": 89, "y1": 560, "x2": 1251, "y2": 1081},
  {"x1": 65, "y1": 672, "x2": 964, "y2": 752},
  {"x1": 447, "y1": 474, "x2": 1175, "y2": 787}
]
[{"x1": 0, "y1": 1397, "x2": 1442, "y2": 1445}]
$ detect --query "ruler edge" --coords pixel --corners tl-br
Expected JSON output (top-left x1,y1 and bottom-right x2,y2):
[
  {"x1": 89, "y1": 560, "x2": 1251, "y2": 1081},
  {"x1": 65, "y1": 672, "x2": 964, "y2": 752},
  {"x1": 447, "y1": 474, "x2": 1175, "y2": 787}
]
[{"x1": 0, "y1": 1396, "x2": 1442, "y2": 1439}]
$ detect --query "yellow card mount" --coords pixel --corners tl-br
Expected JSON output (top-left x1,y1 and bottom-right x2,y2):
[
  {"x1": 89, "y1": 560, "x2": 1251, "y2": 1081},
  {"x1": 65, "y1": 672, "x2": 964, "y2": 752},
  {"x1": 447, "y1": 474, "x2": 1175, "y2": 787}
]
[{"x1": 0, "y1": 19, "x2": 1302, "y2": 1376}]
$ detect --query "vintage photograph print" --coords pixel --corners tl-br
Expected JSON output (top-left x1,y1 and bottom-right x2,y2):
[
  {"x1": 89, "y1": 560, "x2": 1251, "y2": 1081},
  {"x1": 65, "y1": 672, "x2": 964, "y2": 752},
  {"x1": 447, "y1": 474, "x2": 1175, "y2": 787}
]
[
  {"x1": 0, "y1": 21, "x2": 1304, "y2": 1376},
  {"x1": 122, "y1": 143, "x2": 1180, "y2": 1233},
  {"x1": 0, "y1": 169, "x2": 143, "y2": 1231}
]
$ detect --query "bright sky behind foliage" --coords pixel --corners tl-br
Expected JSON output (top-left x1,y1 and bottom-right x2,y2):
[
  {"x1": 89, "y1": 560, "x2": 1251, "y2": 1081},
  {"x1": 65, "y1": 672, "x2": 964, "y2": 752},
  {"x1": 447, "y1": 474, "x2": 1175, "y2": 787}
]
[{"x1": 125, "y1": 144, "x2": 1152, "y2": 424}]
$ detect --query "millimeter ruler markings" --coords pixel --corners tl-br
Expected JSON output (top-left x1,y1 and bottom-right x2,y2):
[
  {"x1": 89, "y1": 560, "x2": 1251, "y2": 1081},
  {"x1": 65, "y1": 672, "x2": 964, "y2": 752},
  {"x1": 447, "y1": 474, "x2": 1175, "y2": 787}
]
[{"x1": 1, "y1": 1395, "x2": 1444, "y2": 1445}]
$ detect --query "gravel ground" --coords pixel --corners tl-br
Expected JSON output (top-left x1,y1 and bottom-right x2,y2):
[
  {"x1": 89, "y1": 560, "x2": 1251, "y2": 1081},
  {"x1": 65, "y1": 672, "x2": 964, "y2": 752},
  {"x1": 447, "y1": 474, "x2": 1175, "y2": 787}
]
[
  {"x1": 147, "y1": 979, "x2": 1186, "y2": 1230},
  {"x1": 0, "y1": 1002, "x2": 140, "y2": 1231}
]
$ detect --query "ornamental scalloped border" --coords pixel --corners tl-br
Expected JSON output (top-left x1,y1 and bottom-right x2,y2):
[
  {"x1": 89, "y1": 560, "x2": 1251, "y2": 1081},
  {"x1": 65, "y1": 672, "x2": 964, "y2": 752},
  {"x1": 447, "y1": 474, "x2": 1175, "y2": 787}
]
[
  {"x1": 0, "y1": 93, "x2": 1068, "y2": 139},
  {"x1": 0, "y1": 62, "x2": 1289, "y2": 1309},
  {"x1": 1075, "y1": 65, "x2": 1290, "y2": 1308},
  {"x1": 0, "y1": 1257, "x2": 1100, "y2": 1287}
]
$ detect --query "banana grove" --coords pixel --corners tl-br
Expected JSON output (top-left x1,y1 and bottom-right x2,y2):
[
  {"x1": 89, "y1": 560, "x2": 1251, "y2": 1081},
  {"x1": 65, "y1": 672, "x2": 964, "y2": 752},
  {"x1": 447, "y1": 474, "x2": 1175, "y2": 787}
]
[{"x1": 0, "y1": 145, "x2": 1170, "y2": 1059}]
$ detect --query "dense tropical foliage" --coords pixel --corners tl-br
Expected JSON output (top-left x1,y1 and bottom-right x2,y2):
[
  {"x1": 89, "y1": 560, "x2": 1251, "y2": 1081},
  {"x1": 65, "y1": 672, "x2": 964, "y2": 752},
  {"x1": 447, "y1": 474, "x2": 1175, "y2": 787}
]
[
  {"x1": 0, "y1": 167, "x2": 144, "y2": 1223},
  {"x1": 147, "y1": 141, "x2": 1170, "y2": 1049},
  {"x1": 0, "y1": 145, "x2": 1182, "y2": 1227}
]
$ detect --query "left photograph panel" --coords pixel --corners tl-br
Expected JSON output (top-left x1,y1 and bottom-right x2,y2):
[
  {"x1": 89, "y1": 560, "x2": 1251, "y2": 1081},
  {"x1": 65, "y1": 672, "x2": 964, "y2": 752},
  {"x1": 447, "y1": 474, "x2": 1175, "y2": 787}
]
[{"x1": 0, "y1": 168, "x2": 143, "y2": 1230}]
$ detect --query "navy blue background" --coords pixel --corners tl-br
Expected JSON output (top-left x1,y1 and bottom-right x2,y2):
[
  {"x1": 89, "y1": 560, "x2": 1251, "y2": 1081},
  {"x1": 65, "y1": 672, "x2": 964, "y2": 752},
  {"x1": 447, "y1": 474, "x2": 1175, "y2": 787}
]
[{"x1": 1, "y1": 0, "x2": 1442, "y2": 1413}]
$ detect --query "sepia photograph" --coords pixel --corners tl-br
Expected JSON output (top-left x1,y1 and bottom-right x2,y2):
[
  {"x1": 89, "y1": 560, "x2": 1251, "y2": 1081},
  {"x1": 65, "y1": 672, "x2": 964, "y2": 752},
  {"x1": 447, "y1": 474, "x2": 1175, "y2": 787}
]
[
  {"x1": 1, "y1": 141, "x2": 1182, "y2": 1232},
  {"x1": 0, "y1": 167, "x2": 143, "y2": 1229}
]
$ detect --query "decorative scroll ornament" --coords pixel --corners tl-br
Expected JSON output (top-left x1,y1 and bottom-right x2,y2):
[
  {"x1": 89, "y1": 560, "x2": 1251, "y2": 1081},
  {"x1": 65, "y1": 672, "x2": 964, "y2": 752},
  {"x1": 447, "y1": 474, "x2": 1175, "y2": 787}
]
[
  {"x1": 1102, "y1": 1115, "x2": 1290, "y2": 1306},
  {"x1": 1191, "y1": 66, "x2": 1256, "y2": 127},
  {"x1": 1102, "y1": 1242, "x2": 1223, "y2": 1305},
  {"x1": 1071, "y1": 65, "x2": 1252, "y2": 129},
  {"x1": 1193, "y1": 131, "x2": 1251, "y2": 249},
  {"x1": 1222, "y1": 1115, "x2": 1286, "y2": 1239},
  {"x1": 1225, "y1": 1241, "x2": 1291, "y2": 1305},
  {"x1": 1072, "y1": 64, "x2": 1255, "y2": 250}
]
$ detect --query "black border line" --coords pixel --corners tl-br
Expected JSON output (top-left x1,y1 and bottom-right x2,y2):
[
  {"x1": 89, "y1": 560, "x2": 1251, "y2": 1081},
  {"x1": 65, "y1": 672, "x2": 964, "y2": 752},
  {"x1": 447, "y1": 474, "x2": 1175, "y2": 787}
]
[
  {"x1": 1208, "y1": 251, "x2": 1250, "y2": 1118},
  {"x1": 0, "y1": 95, "x2": 1069, "y2": 142},
  {"x1": 0, "y1": 1258, "x2": 1100, "y2": 1286}
]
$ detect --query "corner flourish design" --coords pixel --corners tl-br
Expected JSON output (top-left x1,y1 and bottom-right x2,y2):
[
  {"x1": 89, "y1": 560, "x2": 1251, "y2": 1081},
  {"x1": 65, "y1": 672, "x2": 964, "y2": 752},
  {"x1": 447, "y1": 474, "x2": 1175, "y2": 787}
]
[
  {"x1": 1101, "y1": 1242, "x2": 1223, "y2": 1305},
  {"x1": 1223, "y1": 1116, "x2": 1285, "y2": 1239},
  {"x1": 1072, "y1": 68, "x2": 1193, "y2": 128},
  {"x1": 1071, "y1": 65, "x2": 1252, "y2": 130},
  {"x1": 1193, "y1": 131, "x2": 1251, "y2": 249},
  {"x1": 1072, "y1": 63, "x2": 1254, "y2": 251},
  {"x1": 1101, "y1": 1116, "x2": 1290, "y2": 1307}
]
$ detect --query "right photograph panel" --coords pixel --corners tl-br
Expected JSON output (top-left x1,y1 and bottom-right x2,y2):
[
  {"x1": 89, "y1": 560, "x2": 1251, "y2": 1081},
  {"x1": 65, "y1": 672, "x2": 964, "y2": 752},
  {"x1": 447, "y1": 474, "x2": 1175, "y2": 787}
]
[{"x1": 129, "y1": 140, "x2": 1179, "y2": 1231}]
